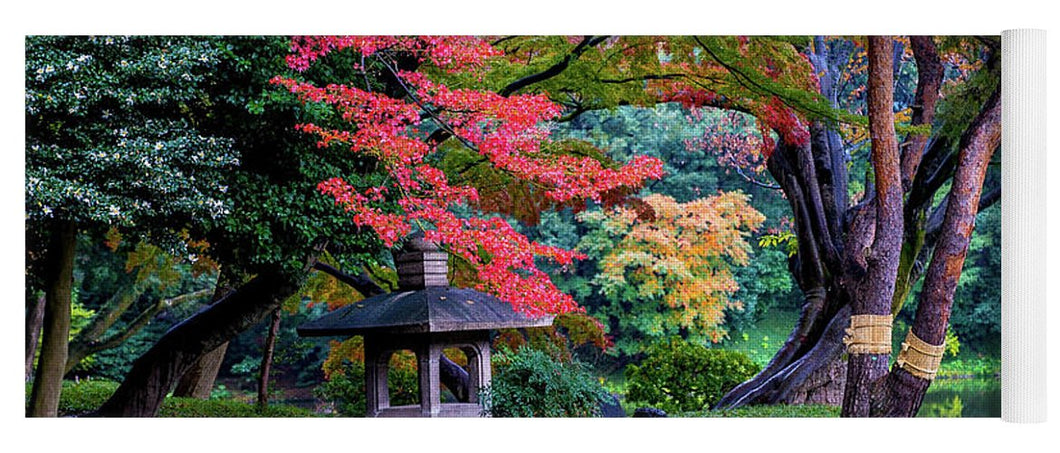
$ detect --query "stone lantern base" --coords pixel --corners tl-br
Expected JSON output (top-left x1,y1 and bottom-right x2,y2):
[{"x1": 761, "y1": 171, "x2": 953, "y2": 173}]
[{"x1": 363, "y1": 331, "x2": 491, "y2": 417}]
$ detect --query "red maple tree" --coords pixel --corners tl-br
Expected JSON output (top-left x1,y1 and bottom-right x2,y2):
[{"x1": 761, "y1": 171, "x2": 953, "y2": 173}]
[{"x1": 275, "y1": 36, "x2": 664, "y2": 316}]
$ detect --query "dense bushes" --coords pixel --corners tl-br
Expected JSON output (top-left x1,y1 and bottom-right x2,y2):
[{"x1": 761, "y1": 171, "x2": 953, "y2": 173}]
[
  {"x1": 30, "y1": 378, "x2": 317, "y2": 417},
  {"x1": 624, "y1": 338, "x2": 760, "y2": 413},
  {"x1": 479, "y1": 347, "x2": 609, "y2": 417},
  {"x1": 158, "y1": 397, "x2": 316, "y2": 417},
  {"x1": 48, "y1": 379, "x2": 119, "y2": 416}
]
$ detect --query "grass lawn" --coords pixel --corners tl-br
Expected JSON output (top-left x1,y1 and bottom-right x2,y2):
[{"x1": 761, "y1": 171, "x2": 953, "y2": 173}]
[{"x1": 685, "y1": 404, "x2": 839, "y2": 417}]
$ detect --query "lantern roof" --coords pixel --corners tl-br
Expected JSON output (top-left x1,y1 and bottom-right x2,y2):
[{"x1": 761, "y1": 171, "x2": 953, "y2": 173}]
[
  {"x1": 297, "y1": 233, "x2": 553, "y2": 337},
  {"x1": 297, "y1": 286, "x2": 552, "y2": 336}
]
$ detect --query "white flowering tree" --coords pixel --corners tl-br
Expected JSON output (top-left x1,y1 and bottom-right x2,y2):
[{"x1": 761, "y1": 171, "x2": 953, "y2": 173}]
[{"x1": 25, "y1": 36, "x2": 237, "y2": 416}]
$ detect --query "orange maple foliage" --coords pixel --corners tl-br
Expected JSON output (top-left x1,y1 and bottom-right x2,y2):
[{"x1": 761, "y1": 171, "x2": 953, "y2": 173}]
[{"x1": 583, "y1": 192, "x2": 764, "y2": 344}]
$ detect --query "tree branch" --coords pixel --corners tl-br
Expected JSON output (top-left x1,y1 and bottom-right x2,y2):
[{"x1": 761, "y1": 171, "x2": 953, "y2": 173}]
[
  {"x1": 598, "y1": 73, "x2": 685, "y2": 84},
  {"x1": 498, "y1": 36, "x2": 609, "y2": 97},
  {"x1": 693, "y1": 37, "x2": 836, "y2": 121},
  {"x1": 899, "y1": 36, "x2": 944, "y2": 192},
  {"x1": 724, "y1": 153, "x2": 781, "y2": 190},
  {"x1": 70, "y1": 282, "x2": 147, "y2": 350},
  {"x1": 66, "y1": 288, "x2": 212, "y2": 374},
  {"x1": 312, "y1": 261, "x2": 385, "y2": 297}
]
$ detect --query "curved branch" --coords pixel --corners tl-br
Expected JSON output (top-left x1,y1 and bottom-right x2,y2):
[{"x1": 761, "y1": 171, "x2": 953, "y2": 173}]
[
  {"x1": 69, "y1": 282, "x2": 147, "y2": 352},
  {"x1": 498, "y1": 35, "x2": 609, "y2": 97},
  {"x1": 425, "y1": 36, "x2": 609, "y2": 146},
  {"x1": 723, "y1": 153, "x2": 781, "y2": 190},
  {"x1": 74, "y1": 289, "x2": 212, "y2": 363},
  {"x1": 312, "y1": 261, "x2": 385, "y2": 297},
  {"x1": 693, "y1": 37, "x2": 836, "y2": 121}
]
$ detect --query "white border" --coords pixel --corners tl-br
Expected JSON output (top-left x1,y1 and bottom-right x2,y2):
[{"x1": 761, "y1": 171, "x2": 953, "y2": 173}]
[{"x1": 1002, "y1": 29, "x2": 1047, "y2": 423}]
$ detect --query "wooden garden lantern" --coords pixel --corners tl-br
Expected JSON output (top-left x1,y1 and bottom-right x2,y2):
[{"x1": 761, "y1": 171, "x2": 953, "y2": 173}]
[{"x1": 297, "y1": 235, "x2": 553, "y2": 417}]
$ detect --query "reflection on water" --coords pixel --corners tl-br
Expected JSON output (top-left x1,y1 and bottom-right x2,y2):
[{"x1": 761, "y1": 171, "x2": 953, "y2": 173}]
[{"x1": 918, "y1": 378, "x2": 1000, "y2": 417}]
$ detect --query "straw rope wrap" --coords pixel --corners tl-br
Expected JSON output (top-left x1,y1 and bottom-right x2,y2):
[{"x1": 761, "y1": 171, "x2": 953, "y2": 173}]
[
  {"x1": 843, "y1": 314, "x2": 893, "y2": 354},
  {"x1": 896, "y1": 330, "x2": 946, "y2": 380}
]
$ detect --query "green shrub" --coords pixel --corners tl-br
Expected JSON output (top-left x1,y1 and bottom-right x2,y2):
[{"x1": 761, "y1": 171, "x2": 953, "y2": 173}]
[
  {"x1": 47, "y1": 379, "x2": 120, "y2": 416},
  {"x1": 29, "y1": 378, "x2": 316, "y2": 417},
  {"x1": 159, "y1": 398, "x2": 317, "y2": 417},
  {"x1": 313, "y1": 359, "x2": 420, "y2": 416},
  {"x1": 624, "y1": 338, "x2": 760, "y2": 413},
  {"x1": 479, "y1": 347, "x2": 609, "y2": 417}
]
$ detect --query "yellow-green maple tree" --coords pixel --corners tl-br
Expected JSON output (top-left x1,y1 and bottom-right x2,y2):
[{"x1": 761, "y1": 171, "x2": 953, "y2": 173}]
[{"x1": 579, "y1": 192, "x2": 764, "y2": 352}]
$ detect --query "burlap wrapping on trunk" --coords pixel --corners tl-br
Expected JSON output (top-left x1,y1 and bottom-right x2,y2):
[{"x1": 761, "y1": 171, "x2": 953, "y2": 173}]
[
  {"x1": 896, "y1": 330, "x2": 946, "y2": 380},
  {"x1": 843, "y1": 314, "x2": 892, "y2": 354}
]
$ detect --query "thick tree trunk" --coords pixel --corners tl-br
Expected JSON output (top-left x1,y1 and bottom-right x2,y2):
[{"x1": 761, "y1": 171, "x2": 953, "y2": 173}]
[
  {"x1": 787, "y1": 348, "x2": 847, "y2": 405},
  {"x1": 716, "y1": 35, "x2": 998, "y2": 418},
  {"x1": 94, "y1": 270, "x2": 305, "y2": 417},
  {"x1": 26, "y1": 293, "x2": 46, "y2": 382},
  {"x1": 27, "y1": 220, "x2": 77, "y2": 417},
  {"x1": 172, "y1": 344, "x2": 228, "y2": 399},
  {"x1": 715, "y1": 37, "x2": 856, "y2": 411},
  {"x1": 257, "y1": 309, "x2": 282, "y2": 409},
  {"x1": 841, "y1": 36, "x2": 904, "y2": 418},
  {"x1": 717, "y1": 304, "x2": 850, "y2": 408},
  {"x1": 173, "y1": 275, "x2": 237, "y2": 399}
]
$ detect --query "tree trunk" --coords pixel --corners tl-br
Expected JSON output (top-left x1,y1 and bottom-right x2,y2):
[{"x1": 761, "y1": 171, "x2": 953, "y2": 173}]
[
  {"x1": 94, "y1": 269, "x2": 306, "y2": 417},
  {"x1": 787, "y1": 348, "x2": 847, "y2": 405},
  {"x1": 879, "y1": 89, "x2": 1001, "y2": 417},
  {"x1": 26, "y1": 293, "x2": 46, "y2": 382},
  {"x1": 717, "y1": 304, "x2": 850, "y2": 408},
  {"x1": 716, "y1": 37, "x2": 857, "y2": 411},
  {"x1": 841, "y1": 36, "x2": 904, "y2": 418},
  {"x1": 715, "y1": 36, "x2": 999, "y2": 417},
  {"x1": 257, "y1": 309, "x2": 282, "y2": 410},
  {"x1": 171, "y1": 344, "x2": 228, "y2": 399},
  {"x1": 27, "y1": 220, "x2": 77, "y2": 417},
  {"x1": 173, "y1": 274, "x2": 238, "y2": 399},
  {"x1": 899, "y1": 36, "x2": 944, "y2": 190}
]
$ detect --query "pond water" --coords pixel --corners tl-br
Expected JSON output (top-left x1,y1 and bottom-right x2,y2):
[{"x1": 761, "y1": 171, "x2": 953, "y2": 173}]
[{"x1": 917, "y1": 377, "x2": 1000, "y2": 417}]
